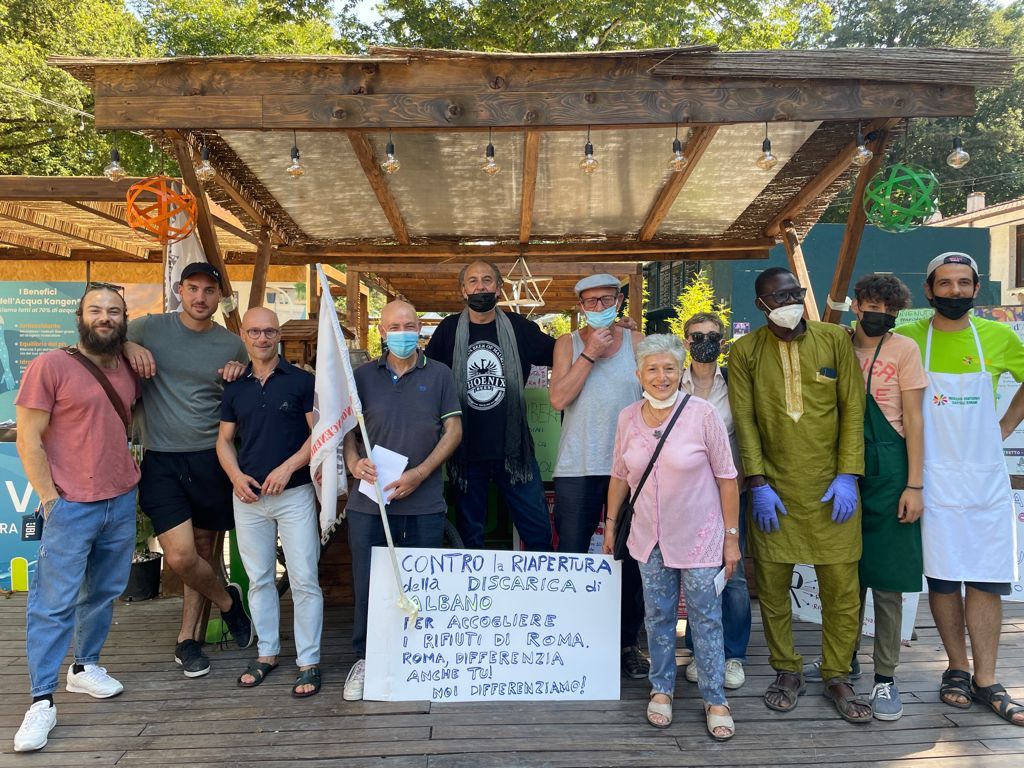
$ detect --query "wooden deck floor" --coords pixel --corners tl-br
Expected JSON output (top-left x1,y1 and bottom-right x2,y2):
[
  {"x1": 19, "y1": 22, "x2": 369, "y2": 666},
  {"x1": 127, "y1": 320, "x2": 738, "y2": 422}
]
[{"x1": 1, "y1": 592, "x2": 1023, "y2": 768}]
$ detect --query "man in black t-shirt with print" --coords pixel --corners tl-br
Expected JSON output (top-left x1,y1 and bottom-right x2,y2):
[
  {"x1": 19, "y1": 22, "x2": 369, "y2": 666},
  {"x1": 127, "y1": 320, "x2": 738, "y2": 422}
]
[{"x1": 425, "y1": 261, "x2": 554, "y2": 552}]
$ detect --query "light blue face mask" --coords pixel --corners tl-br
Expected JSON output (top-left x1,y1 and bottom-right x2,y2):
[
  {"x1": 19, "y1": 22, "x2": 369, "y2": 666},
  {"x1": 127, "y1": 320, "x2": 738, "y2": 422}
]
[
  {"x1": 585, "y1": 306, "x2": 618, "y2": 329},
  {"x1": 386, "y1": 331, "x2": 419, "y2": 359}
]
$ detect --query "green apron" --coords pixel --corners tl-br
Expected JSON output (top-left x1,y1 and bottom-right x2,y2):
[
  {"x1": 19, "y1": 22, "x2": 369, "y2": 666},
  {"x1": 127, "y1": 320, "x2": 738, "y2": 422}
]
[{"x1": 858, "y1": 336, "x2": 923, "y2": 593}]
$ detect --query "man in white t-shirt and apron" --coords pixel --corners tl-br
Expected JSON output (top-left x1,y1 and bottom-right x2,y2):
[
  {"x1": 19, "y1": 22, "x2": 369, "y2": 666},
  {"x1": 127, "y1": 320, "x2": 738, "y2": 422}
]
[{"x1": 896, "y1": 252, "x2": 1024, "y2": 727}]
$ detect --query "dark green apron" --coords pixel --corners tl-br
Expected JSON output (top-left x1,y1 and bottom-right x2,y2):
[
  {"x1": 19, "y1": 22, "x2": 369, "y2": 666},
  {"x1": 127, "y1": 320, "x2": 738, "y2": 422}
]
[{"x1": 858, "y1": 335, "x2": 923, "y2": 593}]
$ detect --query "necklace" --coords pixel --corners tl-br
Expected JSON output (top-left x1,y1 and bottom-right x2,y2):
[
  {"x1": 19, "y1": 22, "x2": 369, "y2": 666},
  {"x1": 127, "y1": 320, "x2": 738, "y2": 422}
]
[{"x1": 642, "y1": 402, "x2": 671, "y2": 437}]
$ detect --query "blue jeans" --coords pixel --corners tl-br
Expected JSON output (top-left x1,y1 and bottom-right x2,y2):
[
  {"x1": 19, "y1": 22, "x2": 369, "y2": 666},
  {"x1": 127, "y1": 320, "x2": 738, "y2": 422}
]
[
  {"x1": 27, "y1": 490, "x2": 136, "y2": 696},
  {"x1": 684, "y1": 500, "x2": 751, "y2": 661},
  {"x1": 348, "y1": 510, "x2": 445, "y2": 657},
  {"x1": 638, "y1": 545, "x2": 726, "y2": 705},
  {"x1": 456, "y1": 457, "x2": 552, "y2": 552},
  {"x1": 553, "y1": 475, "x2": 644, "y2": 648},
  {"x1": 234, "y1": 484, "x2": 323, "y2": 667}
]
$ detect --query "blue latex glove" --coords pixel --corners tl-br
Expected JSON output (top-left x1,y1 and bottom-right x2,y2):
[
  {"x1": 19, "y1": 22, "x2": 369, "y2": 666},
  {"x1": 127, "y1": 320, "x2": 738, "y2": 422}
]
[
  {"x1": 751, "y1": 483, "x2": 788, "y2": 533},
  {"x1": 822, "y1": 473, "x2": 859, "y2": 523}
]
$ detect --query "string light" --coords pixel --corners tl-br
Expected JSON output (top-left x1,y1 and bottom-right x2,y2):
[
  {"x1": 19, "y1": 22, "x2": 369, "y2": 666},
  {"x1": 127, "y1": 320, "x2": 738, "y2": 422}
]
[
  {"x1": 852, "y1": 123, "x2": 874, "y2": 168},
  {"x1": 755, "y1": 123, "x2": 778, "y2": 171},
  {"x1": 667, "y1": 124, "x2": 688, "y2": 172},
  {"x1": 103, "y1": 148, "x2": 126, "y2": 182},
  {"x1": 381, "y1": 129, "x2": 401, "y2": 174},
  {"x1": 579, "y1": 126, "x2": 599, "y2": 174},
  {"x1": 286, "y1": 130, "x2": 305, "y2": 178},
  {"x1": 481, "y1": 127, "x2": 500, "y2": 176},
  {"x1": 946, "y1": 136, "x2": 971, "y2": 169},
  {"x1": 195, "y1": 141, "x2": 216, "y2": 183}
]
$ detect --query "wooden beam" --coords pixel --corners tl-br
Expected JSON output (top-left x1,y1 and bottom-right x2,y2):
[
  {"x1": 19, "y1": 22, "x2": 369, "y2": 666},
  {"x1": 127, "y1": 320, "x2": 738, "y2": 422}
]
[
  {"x1": 822, "y1": 130, "x2": 891, "y2": 324},
  {"x1": 346, "y1": 131, "x2": 411, "y2": 245},
  {"x1": 781, "y1": 222, "x2": 820, "y2": 322},
  {"x1": 249, "y1": 229, "x2": 272, "y2": 310},
  {"x1": 765, "y1": 118, "x2": 901, "y2": 236},
  {"x1": 92, "y1": 83, "x2": 976, "y2": 131},
  {"x1": 64, "y1": 201, "x2": 133, "y2": 230},
  {"x1": 346, "y1": 269, "x2": 360, "y2": 337},
  {"x1": 0, "y1": 201, "x2": 147, "y2": 259},
  {"x1": 351, "y1": 261, "x2": 638, "y2": 275},
  {"x1": 638, "y1": 126, "x2": 718, "y2": 241},
  {"x1": 0, "y1": 230, "x2": 72, "y2": 258},
  {"x1": 172, "y1": 139, "x2": 241, "y2": 333},
  {"x1": 359, "y1": 291, "x2": 369, "y2": 349},
  {"x1": 519, "y1": 129, "x2": 540, "y2": 244},
  {"x1": 321, "y1": 263, "x2": 371, "y2": 298},
  {"x1": 628, "y1": 264, "x2": 644, "y2": 329},
  {"x1": 0, "y1": 176, "x2": 159, "y2": 201}
]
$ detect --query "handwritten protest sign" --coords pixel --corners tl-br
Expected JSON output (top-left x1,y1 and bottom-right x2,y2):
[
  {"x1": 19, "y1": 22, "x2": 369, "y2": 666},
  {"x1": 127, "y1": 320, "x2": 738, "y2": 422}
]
[
  {"x1": 364, "y1": 547, "x2": 621, "y2": 702},
  {"x1": 789, "y1": 564, "x2": 921, "y2": 641}
]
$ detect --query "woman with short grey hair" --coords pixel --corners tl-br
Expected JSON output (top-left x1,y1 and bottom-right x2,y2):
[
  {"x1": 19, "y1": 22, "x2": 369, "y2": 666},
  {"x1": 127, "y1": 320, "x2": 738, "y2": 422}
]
[{"x1": 605, "y1": 334, "x2": 740, "y2": 739}]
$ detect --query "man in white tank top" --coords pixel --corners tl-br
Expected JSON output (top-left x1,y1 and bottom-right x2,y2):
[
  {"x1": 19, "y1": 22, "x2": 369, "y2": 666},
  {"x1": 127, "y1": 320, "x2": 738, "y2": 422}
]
[{"x1": 550, "y1": 274, "x2": 648, "y2": 679}]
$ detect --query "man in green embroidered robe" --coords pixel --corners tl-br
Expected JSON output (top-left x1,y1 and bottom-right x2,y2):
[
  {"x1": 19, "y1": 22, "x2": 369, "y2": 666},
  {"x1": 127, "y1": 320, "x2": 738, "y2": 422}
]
[{"x1": 729, "y1": 267, "x2": 868, "y2": 722}]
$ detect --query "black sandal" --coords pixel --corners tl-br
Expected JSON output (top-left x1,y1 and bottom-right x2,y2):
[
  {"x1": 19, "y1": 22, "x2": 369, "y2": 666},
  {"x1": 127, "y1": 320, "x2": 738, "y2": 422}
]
[
  {"x1": 238, "y1": 660, "x2": 277, "y2": 688},
  {"x1": 971, "y1": 679, "x2": 1024, "y2": 726},
  {"x1": 940, "y1": 668, "x2": 973, "y2": 709},
  {"x1": 291, "y1": 666, "x2": 321, "y2": 698}
]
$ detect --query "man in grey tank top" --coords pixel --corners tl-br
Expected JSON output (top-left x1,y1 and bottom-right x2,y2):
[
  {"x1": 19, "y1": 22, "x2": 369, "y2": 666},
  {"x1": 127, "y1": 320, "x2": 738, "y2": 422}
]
[{"x1": 549, "y1": 274, "x2": 649, "y2": 679}]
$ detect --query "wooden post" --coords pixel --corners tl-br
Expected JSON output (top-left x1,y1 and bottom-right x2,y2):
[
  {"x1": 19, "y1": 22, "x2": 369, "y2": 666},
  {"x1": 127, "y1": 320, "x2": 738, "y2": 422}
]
[
  {"x1": 249, "y1": 228, "x2": 272, "y2": 310},
  {"x1": 359, "y1": 291, "x2": 369, "y2": 349},
  {"x1": 822, "y1": 131, "x2": 890, "y2": 324},
  {"x1": 781, "y1": 222, "x2": 820, "y2": 322},
  {"x1": 570, "y1": 312, "x2": 579, "y2": 332},
  {"x1": 347, "y1": 269, "x2": 360, "y2": 342},
  {"x1": 628, "y1": 265, "x2": 645, "y2": 330},
  {"x1": 306, "y1": 264, "x2": 317, "y2": 319}
]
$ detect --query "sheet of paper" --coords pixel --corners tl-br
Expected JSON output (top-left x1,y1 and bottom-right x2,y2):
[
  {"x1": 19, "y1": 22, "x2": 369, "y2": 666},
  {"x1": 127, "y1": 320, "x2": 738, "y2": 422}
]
[
  {"x1": 358, "y1": 445, "x2": 409, "y2": 506},
  {"x1": 714, "y1": 567, "x2": 727, "y2": 597}
]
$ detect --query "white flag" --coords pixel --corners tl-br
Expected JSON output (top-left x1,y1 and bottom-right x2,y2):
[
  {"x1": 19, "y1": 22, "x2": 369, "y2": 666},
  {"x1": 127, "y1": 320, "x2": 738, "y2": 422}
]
[
  {"x1": 310, "y1": 265, "x2": 361, "y2": 534},
  {"x1": 164, "y1": 194, "x2": 206, "y2": 312}
]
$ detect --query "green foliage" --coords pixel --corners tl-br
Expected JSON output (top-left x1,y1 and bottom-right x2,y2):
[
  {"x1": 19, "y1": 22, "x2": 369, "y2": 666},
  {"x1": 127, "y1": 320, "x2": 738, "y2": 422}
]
[
  {"x1": 666, "y1": 269, "x2": 731, "y2": 364},
  {"x1": 367, "y1": 323, "x2": 382, "y2": 357},
  {"x1": 134, "y1": 503, "x2": 155, "y2": 559},
  {"x1": 542, "y1": 313, "x2": 573, "y2": 338}
]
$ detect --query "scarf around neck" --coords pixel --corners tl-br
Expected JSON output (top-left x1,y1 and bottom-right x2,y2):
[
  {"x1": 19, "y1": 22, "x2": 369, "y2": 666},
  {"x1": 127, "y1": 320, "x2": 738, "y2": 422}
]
[{"x1": 449, "y1": 308, "x2": 534, "y2": 490}]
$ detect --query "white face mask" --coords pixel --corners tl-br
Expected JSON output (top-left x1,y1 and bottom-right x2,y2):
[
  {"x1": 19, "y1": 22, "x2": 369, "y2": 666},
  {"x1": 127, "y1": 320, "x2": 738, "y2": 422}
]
[
  {"x1": 643, "y1": 389, "x2": 679, "y2": 410},
  {"x1": 766, "y1": 303, "x2": 805, "y2": 330}
]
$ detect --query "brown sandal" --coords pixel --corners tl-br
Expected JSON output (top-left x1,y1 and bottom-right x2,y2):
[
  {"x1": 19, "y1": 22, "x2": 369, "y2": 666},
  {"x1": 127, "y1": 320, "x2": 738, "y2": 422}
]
[
  {"x1": 825, "y1": 680, "x2": 871, "y2": 723},
  {"x1": 764, "y1": 671, "x2": 806, "y2": 712}
]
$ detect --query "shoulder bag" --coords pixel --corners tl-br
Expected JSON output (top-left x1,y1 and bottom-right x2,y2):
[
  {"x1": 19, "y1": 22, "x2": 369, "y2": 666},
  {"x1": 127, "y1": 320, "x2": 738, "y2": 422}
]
[{"x1": 63, "y1": 347, "x2": 132, "y2": 438}]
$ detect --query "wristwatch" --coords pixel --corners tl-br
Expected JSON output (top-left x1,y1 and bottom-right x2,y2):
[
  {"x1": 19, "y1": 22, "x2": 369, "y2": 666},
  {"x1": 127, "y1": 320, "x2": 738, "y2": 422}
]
[{"x1": 725, "y1": 527, "x2": 739, "y2": 536}]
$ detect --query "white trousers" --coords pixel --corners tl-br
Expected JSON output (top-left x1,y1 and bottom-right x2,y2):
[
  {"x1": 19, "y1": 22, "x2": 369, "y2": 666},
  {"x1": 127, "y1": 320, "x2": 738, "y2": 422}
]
[{"x1": 233, "y1": 484, "x2": 323, "y2": 666}]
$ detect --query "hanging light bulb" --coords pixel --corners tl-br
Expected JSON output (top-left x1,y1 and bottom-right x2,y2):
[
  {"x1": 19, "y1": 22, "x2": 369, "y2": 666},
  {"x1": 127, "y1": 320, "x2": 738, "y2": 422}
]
[
  {"x1": 481, "y1": 127, "x2": 500, "y2": 176},
  {"x1": 103, "y1": 148, "x2": 127, "y2": 182},
  {"x1": 195, "y1": 143, "x2": 216, "y2": 183},
  {"x1": 851, "y1": 123, "x2": 874, "y2": 168},
  {"x1": 579, "y1": 126, "x2": 599, "y2": 174},
  {"x1": 946, "y1": 136, "x2": 970, "y2": 169},
  {"x1": 286, "y1": 130, "x2": 305, "y2": 178},
  {"x1": 381, "y1": 129, "x2": 401, "y2": 174},
  {"x1": 755, "y1": 123, "x2": 778, "y2": 171},
  {"x1": 667, "y1": 124, "x2": 688, "y2": 172}
]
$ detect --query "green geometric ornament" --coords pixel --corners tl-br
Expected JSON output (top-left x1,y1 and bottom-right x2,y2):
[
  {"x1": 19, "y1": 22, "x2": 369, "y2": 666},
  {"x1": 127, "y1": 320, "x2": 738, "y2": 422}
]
[{"x1": 862, "y1": 162, "x2": 940, "y2": 233}]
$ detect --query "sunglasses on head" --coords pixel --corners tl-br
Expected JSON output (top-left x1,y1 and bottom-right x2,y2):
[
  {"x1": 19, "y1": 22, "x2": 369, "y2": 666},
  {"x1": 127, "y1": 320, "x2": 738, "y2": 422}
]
[
  {"x1": 688, "y1": 331, "x2": 723, "y2": 344},
  {"x1": 84, "y1": 281, "x2": 125, "y2": 297},
  {"x1": 758, "y1": 287, "x2": 807, "y2": 305}
]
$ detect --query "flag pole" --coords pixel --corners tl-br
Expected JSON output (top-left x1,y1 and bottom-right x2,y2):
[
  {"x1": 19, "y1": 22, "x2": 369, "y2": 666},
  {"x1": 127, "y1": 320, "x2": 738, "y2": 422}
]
[{"x1": 357, "y1": 411, "x2": 419, "y2": 620}]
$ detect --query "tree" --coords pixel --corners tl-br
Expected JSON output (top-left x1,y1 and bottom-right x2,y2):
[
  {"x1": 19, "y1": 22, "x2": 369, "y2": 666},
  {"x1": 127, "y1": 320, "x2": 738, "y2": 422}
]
[{"x1": 666, "y1": 269, "x2": 731, "y2": 364}]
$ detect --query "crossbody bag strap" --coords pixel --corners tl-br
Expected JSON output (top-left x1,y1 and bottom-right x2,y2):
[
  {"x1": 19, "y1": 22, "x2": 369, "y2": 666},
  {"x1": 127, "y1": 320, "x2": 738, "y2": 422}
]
[
  {"x1": 628, "y1": 394, "x2": 690, "y2": 506},
  {"x1": 63, "y1": 347, "x2": 131, "y2": 437}
]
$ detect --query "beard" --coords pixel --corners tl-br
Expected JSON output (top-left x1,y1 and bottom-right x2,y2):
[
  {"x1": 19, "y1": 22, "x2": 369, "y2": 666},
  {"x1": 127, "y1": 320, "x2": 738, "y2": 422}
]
[{"x1": 78, "y1": 316, "x2": 127, "y2": 356}]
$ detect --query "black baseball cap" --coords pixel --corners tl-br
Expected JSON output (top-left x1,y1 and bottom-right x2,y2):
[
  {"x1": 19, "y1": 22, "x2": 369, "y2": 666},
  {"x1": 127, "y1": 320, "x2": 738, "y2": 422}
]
[{"x1": 180, "y1": 262, "x2": 222, "y2": 284}]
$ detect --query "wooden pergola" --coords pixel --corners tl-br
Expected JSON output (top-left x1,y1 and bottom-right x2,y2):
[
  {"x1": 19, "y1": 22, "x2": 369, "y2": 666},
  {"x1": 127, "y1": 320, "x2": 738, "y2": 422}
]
[{"x1": 13, "y1": 46, "x2": 1013, "y2": 332}]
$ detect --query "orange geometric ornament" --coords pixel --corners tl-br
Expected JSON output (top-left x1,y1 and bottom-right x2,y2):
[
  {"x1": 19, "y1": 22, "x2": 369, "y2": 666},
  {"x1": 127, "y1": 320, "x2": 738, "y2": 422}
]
[{"x1": 125, "y1": 176, "x2": 197, "y2": 244}]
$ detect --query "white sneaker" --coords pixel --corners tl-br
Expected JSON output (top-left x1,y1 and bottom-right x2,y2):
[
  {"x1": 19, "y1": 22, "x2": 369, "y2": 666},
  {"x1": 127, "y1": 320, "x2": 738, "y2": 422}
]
[
  {"x1": 343, "y1": 659, "x2": 366, "y2": 701},
  {"x1": 14, "y1": 701, "x2": 56, "y2": 752},
  {"x1": 66, "y1": 665, "x2": 124, "y2": 698},
  {"x1": 724, "y1": 659, "x2": 746, "y2": 690},
  {"x1": 685, "y1": 661, "x2": 699, "y2": 683}
]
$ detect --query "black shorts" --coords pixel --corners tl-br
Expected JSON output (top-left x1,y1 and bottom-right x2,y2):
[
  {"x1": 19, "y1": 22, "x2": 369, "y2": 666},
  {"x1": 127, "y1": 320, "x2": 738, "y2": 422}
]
[
  {"x1": 926, "y1": 576, "x2": 1012, "y2": 597},
  {"x1": 139, "y1": 448, "x2": 234, "y2": 536}
]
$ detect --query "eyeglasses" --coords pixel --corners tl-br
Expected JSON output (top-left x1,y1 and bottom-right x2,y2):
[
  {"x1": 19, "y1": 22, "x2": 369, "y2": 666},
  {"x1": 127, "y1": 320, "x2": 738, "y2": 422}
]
[
  {"x1": 758, "y1": 287, "x2": 807, "y2": 304},
  {"x1": 84, "y1": 281, "x2": 125, "y2": 296},
  {"x1": 245, "y1": 327, "x2": 281, "y2": 340},
  {"x1": 579, "y1": 294, "x2": 618, "y2": 310},
  {"x1": 688, "y1": 331, "x2": 723, "y2": 344}
]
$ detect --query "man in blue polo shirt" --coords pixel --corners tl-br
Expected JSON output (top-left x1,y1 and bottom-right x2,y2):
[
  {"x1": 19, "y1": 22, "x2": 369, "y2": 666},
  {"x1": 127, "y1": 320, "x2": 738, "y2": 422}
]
[
  {"x1": 217, "y1": 307, "x2": 324, "y2": 698},
  {"x1": 342, "y1": 300, "x2": 462, "y2": 701}
]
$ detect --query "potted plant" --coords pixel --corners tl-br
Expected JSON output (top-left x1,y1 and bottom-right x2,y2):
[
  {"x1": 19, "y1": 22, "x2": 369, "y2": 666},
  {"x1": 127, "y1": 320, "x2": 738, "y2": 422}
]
[{"x1": 120, "y1": 505, "x2": 162, "y2": 602}]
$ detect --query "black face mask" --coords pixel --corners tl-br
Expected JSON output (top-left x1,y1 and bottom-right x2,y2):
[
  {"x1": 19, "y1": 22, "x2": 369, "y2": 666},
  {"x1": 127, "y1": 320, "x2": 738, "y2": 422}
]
[
  {"x1": 929, "y1": 295, "x2": 974, "y2": 320},
  {"x1": 689, "y1": 339, "x2": 721, "y2": 364},
  {"x1": 466, "y1": 292, "x2": 498, "y2": 312},
  {"x1": 858, "y1": 311, "x2": 896, "y2": 338}
]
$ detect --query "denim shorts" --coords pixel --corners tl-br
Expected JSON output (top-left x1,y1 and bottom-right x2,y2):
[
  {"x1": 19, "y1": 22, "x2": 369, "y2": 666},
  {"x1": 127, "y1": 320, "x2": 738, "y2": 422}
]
[{"x1": 926, "y1": 576, "x2": 1012, "y2": 596}]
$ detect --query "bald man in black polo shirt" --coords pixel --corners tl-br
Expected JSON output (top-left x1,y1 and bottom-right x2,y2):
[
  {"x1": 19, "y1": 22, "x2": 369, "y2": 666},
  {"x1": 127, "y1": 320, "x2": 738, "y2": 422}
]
[{"x1": 341, "y1": 300, "x2": 462, "y2": 701}]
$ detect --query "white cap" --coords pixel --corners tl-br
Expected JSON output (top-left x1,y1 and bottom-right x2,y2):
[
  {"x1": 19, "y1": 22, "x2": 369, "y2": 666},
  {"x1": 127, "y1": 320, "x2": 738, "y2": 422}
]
[
  {"x1": 926, "y1": 252, "x2": 978, "y2": 279},
  {"x1": 574, "y1": 274, "x2": 621, "y2": 295}
]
